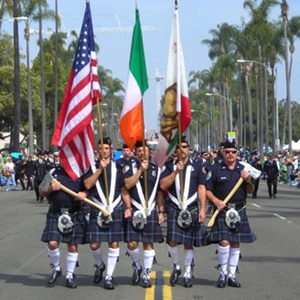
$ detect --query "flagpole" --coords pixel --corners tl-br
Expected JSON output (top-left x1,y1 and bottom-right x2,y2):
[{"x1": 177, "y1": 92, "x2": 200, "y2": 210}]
[
  {"x1": 141, "y1": 97, "x2": 149, "y2": 211},
  {"x1": 96, "y1": 98, "x2": 110, "y2": 205},
  {"x1": 174, "y1": 1, "x2": 184, "y2": 204}
]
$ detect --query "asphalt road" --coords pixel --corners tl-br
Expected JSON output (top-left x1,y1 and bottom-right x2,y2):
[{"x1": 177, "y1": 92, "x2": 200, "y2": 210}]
[{"x1": 0, "y1": 180, "x2": 299, "y2": 300}]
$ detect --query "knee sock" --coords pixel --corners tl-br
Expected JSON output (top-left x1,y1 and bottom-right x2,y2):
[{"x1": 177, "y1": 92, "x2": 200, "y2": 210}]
[
  {"x1": 228, "y1": 247, "x2": 240, "y2": 279},
  {"x1": 167, "y1": 245, "x2": 180, "y2": 269},
  {"x1": 47, "y1": 247, "x2": 61, "y2": 271},
  {"x1": 184, "y1": 249, "x2": 194, "y2": 277},
  {"x1": 90, "y1": 246, "x2": 103, "y2": 267},
  {"x1": 143, "y1": 249, "x2": 155, "y2": 272},
  {"x1": 127, "y1": 247, "x2": 141, "y2": 268},
  {"x1": 217, "y1": 245, "x2": 230, "y2": 277},
  {"x1": 106, "y1": 248, "x2": 119, "y2": 277},
  {"x1": 66, "y1": 252, "x2": 78, "y2": 279}
]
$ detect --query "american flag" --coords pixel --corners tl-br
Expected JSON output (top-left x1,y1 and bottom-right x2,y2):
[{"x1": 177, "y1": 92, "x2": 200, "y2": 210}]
[{"x1": 51, "y1": 1, "x2": 101, "y2": 180}]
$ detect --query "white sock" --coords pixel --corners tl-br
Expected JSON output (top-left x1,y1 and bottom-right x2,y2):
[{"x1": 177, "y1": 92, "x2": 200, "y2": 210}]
[
  {"x1": 66, "y1": 252, "x2": 78, "y2": 279},
  {"x1": 184, "y1": 249, "x2": 194, "y2": 277},
  {"x1": 127, "y1": 247, "x2": 141, "y2": 268},
  {"x1": 47, "y1": 247, "x2": 61, "y2": 270},
  {"x1": 143, "y1": 249, "x2": 155, "y2": 272},
  {"x1": 90, "y1": 246, "x2": 103, "y2": 267},
  {"x1": 167, "y1": 245, "x2": 180, "y2": 269},
  {"x1": 228, "y1": 247, "x2": 240, "y2": 279},
  {"x1": 218, "y1": 245, "x2": 230, "y2": 277},
  {"x1": 106, "y1": 248, "x2": 119, "y2": 277}
]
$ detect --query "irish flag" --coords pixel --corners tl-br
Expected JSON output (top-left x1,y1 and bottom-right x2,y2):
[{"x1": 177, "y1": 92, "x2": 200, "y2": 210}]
[
  {"x1": 154, "y1": 7, "x2": 191, "y2": 168},
  {"x1": 120, "y1": 9, "x2": 148, "y2": 150}
]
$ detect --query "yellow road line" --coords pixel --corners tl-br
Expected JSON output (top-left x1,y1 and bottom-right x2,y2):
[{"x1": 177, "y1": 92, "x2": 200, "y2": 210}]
[{"x1": 144, "y1": 270, "x2": 172, "y2": 300}]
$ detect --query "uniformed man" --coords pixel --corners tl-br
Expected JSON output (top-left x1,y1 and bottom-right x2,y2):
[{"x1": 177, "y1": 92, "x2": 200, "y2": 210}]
[
  {"x1": 206, "y1": 140, "x2": 256, "y2": 288},
  {"x1": 160, "y1": 137, "x2": 207, "y2": 288},
  {"x1": 40, "y1": 163, "x2": 88, "y2": 289},
  {"x1": 116, "y1": 143, "x2": 135, "y2": 169},
  {"x1": 83, "y1": 137, "x2": 125, "y2": 290},
  {"x1": 34, "y1": 151, "x2": 52, "y2": 202},
  {"x1": 263, "y1": 152, "x2": 279, "y2": 198},
  {"x1": 122, "y1": 141, "x2": 165, "y2": 288}
]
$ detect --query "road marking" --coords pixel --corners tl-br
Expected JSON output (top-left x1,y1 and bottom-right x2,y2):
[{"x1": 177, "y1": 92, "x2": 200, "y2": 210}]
[
  {"x1": 145, "y1": 271, "x2": 172, "y2": 300},
  {"x1": 273, "y1": 213, "x2": 286, "y2": 220},
  {"x1": 252, "y1": 203, "x2": 261, "y2": 208}
]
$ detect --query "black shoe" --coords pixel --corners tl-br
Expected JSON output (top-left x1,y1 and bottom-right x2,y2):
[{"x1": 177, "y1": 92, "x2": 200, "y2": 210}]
[
  {"x1": 183, "y1": 276, "x2": 193, "y2": 288},
  {"x1": 273, "y1": 194, "x2": 276, "y2": 198},
  {"x1": 93, "y1": 263, "x2": 106, "y2": 284},
  {"x1": 228, "y1": 277, "x2": 241, "y2": 288},
  {"x1": 216, "y1": 274, "x2": 227, "y2": 288},
  {"x1": 66, "y1": 277, "x2": 77, "y2": 289},
  {"x1": 40, "y1": 197, "x2": 44, "y2": 203},
  {"x1": 269, "y1": 195, "x2": 272, "y2": 199},
  {"x1": 36, "y1": 197, "x2": 39, "y2": 202},
  {"x1": 47, "y1": 268, "x2": 62, "y2": 284},
  {"x1": 142, "y1": 269, "x2": 151, "y2": 288},
  {"x1": 104, "y1": 275, "x2": 116, "y2": 290},
  {"x1": 170, "y1": 265, "x2": 181, "y2": 285},
  {"x1": 132, "y1": 262, "x2": 142, "y2": 285}
]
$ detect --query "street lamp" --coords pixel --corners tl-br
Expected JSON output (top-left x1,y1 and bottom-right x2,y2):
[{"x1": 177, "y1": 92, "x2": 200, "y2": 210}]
[
  {"x1": 238, "y1": 58, "x2": 274, "y2": 155},
  {"x1": 206, "y1": 93, "x2": 233, "y2": 133},
  {"x1": 191, "y1": 109, "x2": 210, "y2": 151}
]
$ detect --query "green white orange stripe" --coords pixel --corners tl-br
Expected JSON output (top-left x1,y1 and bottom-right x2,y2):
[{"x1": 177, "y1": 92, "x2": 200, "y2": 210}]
[{"x1": 120, "y1": 8, "x2": 148, "y2": 150}]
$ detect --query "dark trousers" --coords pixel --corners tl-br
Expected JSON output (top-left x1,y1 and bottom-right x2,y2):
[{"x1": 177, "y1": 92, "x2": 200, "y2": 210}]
[
  {"x1": 267, "y1": 178, "x2": 277, "y2": 197},
  {"x1": 252, "y1": 179, "x2": 260, "y2": 198}
]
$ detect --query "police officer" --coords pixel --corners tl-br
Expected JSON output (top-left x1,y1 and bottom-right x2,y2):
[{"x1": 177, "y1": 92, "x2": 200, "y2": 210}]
[
  {"x1": 83, "y1": 137, "x2": 125, "y2": 290},
  {"x1": 123, "y1": 141, "x2": 164, "y2": 288},
  {"x1": 40, "y1": 163, "x2": 88, "y2": 288},
  {"x1": 116, "y1": 143, "x2": 135, "y2": 169},
  {"x1": 160, "y1": 137, "x2": 207, "y2": 288},
  {"x1": 206, "y1": 140, "x2": 256, "y2": 288},
  {"x1": 34, "y1": 151, "x2": 52, "y2": 202},
  {"x1": 15, "y1": 155, "x2": 25, "y2": 190},
  {"x1": 263, "y1": 152, "x2": 279, "y2": 198}
]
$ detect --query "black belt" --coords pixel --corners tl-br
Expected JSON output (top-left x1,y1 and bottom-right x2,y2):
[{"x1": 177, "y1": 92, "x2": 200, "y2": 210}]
[
  {"x1": 50, "y1": 203, "x2": 82, "y2": 214},
  {"x1": 226, "y1": 200, "x2": 246, "y2": 210},
  {"x1": 167, "y1": 201, "x2": 198, "y2": 212}
]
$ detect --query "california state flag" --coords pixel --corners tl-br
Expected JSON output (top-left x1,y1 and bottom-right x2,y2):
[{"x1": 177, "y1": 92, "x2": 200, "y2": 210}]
[
  {"x1": 154, "y1": 8, "x2": 191, "y2": 168},
  {"x1": 120, "y1": 9, "x2": 148, "y2": 150}
]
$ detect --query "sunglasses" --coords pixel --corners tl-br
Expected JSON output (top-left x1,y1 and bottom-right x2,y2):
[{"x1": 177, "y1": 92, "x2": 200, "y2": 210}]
[
  {"x1": 176, "y1": 145, "x2": 189, "y2": 149},
  {"x1": 224, "y1": 150, "x2": 237, "y2": 154}
]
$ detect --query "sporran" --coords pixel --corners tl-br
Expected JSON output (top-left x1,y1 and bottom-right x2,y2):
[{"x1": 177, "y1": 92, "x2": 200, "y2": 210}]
[
  {"x1": 177, "y1": 209, "x2": 192, "y2": 229},
  {"x1": 57, "y1": 212, "x2": 73, "y2": 234}
]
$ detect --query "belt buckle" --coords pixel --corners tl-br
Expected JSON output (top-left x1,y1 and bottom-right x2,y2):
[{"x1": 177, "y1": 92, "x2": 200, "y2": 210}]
[
  {"x1": 60, "y1": 208, "x2": 69, "y2": 214},
  {"x1": 227, "y1": 203, "x2": 235, "y2": 209}
]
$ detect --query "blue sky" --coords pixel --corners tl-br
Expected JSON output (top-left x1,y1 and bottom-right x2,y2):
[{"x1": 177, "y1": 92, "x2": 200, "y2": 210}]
[{"x1": 2, "y1": 0, "x2": 300, "y2": 131}]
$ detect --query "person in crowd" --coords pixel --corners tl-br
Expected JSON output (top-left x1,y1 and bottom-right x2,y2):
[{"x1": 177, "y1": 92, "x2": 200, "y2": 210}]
[
  {"x1": 83, "y1": 137, "x2": 125, "y2": 290},
  {"x1": 116, "y1": 143, "x2": 135, "y2": 168},
  {"x1": 15, "y1": 154, "x2": 25, "y2": 190},
  {"x1": 5, "y1": 156, "x2": 17, "y2": 191},
  {"x1": 250, "y1": 150, "x2": 263, "y2": 198},
  {"x1": 263, "y1": 152, "x2": 279, "y2": 198},
  {"x1": 206, "y1": 140, "x2": 256, "y2": 288},
  {"x1": 24, "y1": 155, "x2": 35, "y2": 190},
  {"x1": 286, "y1": 156, "x2": 294, "y2": 184},
  {"x1": 122, "y1": 141, "x2": 165, "y2": 288},
  {"x1": 159, "y1": 136, "x2": 207, "y2": 288},
  {"x1": 39, "y1": 162, "x2": 88, "y2": 289}
]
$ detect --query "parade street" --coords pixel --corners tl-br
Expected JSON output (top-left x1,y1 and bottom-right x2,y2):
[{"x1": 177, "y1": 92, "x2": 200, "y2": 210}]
[{"x1": 0, "y1": 181, "x2": 299, "y2": 300}]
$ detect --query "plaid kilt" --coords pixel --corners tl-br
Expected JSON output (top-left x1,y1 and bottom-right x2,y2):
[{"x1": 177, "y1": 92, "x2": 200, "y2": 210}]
[
  {"x1": 209, "y1": 207, "x2": 257, "y2": 243},
  {"x1": 41, "y1": 208, "x2": 86, "y2": 245},
  {"x1": 125, "y1": 209, "x2": 164, "y2": 243},
  {"x1": 85, "y1": 204, "x2": 125, "y2": 243},
  {"x1": 166, "y1": 204, "x2": 207, "y2": 247}
]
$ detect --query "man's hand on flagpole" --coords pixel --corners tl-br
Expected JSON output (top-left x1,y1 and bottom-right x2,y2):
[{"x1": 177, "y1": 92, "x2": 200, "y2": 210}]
[{"x1": 139, "y1": 159, "x2": 149, "y2": 172}]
